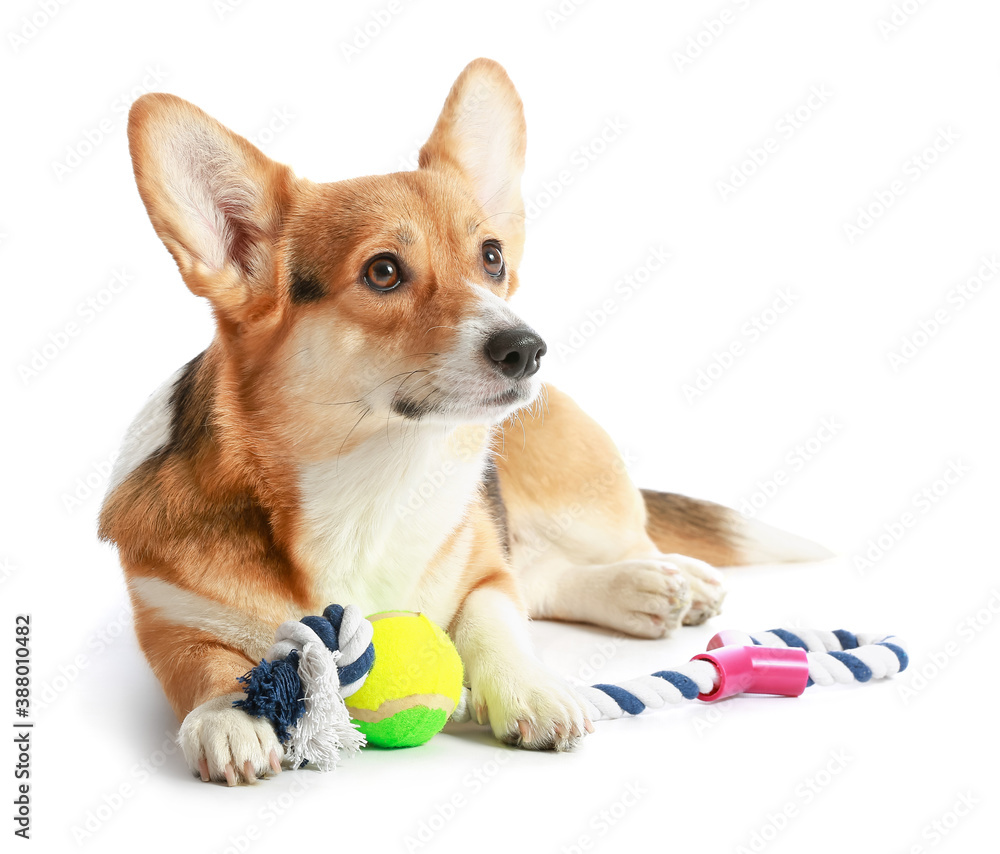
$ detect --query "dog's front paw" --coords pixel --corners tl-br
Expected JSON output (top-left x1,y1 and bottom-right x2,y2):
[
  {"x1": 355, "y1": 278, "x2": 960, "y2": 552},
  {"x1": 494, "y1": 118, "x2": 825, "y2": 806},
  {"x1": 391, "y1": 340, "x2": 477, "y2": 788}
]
[
  {"x1": 178, "y1": 693, "x2": 284, "y2": 785},
  {"x1": 661, "y1": 554, "x2": 727, "y2": 625},
  {"x1": 472, "y1": 663, "x2": 593, "y2": 751}
]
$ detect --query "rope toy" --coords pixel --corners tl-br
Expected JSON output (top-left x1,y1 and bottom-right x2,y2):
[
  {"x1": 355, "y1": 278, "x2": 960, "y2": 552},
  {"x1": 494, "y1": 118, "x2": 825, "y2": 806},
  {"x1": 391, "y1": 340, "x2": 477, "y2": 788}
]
[
  {"x1": 235, "y1": 606, "x2": 908, "y2": 771},
  {"x1": 512, "y1": 627, "x2": 908, "y2": 723},
  {"x1": 234, "y1": 604, "x2": 375, "y2": 770}
]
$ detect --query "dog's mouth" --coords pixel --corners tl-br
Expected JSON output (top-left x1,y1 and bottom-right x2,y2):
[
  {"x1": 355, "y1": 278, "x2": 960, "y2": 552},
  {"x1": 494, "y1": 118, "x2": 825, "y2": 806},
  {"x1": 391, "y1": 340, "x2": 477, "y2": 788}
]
[
  {"x1": 391, "y1": 382, "x2": 533, "y2": 422},
  {"x1": 482, "y1": 386, "x2": 525, "y2": 407}
]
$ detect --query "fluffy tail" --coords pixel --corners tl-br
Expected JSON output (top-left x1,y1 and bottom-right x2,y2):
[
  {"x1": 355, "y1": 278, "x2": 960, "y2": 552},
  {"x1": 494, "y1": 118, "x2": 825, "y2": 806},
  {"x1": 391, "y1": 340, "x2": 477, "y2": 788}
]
[{"x1": 641, "y1": 489, "x2": 833, "y2": 567}]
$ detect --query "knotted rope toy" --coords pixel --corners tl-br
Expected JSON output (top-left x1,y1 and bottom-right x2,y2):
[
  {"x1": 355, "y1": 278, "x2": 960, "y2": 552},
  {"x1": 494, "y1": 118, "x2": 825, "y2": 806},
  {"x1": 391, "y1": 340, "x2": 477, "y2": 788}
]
[{"x1": 235, "y1": 606, "x2": 908, "y2": 771}]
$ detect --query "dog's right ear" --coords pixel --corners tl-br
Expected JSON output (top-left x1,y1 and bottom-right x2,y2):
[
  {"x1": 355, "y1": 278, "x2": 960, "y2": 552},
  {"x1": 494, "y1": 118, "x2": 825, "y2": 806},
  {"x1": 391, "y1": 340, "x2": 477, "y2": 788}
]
[{"x1": 127, "y1": 93, "x2": 294, "y2": 321}]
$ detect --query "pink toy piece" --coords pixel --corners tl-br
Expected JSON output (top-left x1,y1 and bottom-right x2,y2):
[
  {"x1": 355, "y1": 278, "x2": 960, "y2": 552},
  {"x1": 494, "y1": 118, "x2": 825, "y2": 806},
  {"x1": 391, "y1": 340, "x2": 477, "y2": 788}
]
[
  {"x1": 692, "y1": 643, "x2": 809, "y2": 701},
  {"x1": 706, "y1": 630, "x2": 750, "y2": 650}
]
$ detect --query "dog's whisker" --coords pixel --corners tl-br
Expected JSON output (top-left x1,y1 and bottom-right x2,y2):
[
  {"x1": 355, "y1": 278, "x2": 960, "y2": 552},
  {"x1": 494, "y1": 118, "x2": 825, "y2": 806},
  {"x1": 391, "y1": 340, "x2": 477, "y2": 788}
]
[
  {"x1": 287, "y1": 354, "x2": 438, "y2": 409},
  {"x1": 386, "y1": 369, "x2": 427, "y2": 447},
  {"x1": 288, "y1": 393, "x2": 365, "y2": 408},
  {"x1": 473, "y1": 209, "x2": 527, "y2": 229},
  {"x1": 276, "y1": 347, "x2": 312, "y2": 369},
  {"x1": 353, "y1": 368, "x2": 429, "y2": 407},
  {"x1": 336, "y1": 407, "x2": 372, "y2": 473},
  {"x1": 412, "y1": 386, "x2": 438, "y2": 420}
]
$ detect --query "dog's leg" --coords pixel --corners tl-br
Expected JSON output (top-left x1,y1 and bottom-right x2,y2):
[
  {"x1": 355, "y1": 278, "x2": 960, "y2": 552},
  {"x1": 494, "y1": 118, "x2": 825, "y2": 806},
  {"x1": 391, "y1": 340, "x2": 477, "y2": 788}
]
[
  {"x1": 134, "y1": 613, "x2": 284, "y2": 785},
  {"x1": 496, "y1": 385, "x2": 727, "y2": 637},
  {"x1": 506, "y1": 472, "x2": 725, "y2": 637},
  {"x1": 515, "y1": 548, "x2": 724, "y2": 639},
  {"x1": 452, "y1": 586, "x2": 593, "y2": 750},
  {"x1": 446, "y1": 507, "x2": 592, "y2": 750}
]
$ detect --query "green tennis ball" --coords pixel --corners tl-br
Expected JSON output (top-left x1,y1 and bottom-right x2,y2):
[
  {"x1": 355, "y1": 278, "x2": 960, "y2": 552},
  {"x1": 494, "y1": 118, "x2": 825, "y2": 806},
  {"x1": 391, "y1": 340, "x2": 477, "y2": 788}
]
[{"x1": 346, "y1": 611, "x2": 464, "y2": 748}]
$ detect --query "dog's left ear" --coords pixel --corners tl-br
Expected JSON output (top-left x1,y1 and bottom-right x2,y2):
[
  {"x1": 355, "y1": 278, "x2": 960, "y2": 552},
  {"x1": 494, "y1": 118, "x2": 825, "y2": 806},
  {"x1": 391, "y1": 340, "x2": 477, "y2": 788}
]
[{"x1": 420, "y1": 59, "x2": 526, "y2": 237}]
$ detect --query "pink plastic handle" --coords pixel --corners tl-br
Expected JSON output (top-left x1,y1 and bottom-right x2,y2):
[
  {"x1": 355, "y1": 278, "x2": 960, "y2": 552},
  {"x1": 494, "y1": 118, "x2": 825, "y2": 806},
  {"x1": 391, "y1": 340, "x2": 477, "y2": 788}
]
[{"x1": 692, "y1": 638, "x2": 809, "y2": 702}]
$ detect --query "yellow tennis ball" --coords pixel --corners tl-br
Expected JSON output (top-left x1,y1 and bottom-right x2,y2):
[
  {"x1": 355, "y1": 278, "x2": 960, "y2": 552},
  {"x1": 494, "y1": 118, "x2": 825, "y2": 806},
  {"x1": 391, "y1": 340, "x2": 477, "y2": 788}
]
[{"x1": 345, "y1": 611, "x2": 464, "y2": 748}]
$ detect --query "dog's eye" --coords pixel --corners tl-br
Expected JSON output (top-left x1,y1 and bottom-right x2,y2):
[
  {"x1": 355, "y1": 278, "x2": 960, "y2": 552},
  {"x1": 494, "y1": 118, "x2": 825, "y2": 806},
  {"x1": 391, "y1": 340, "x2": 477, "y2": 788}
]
[
  {"x1": 364, "y1": 255, "x2": 401, "y2": 291},
  {"x1": 482, "y1": 241, "x2": 504, "y2": 278}
]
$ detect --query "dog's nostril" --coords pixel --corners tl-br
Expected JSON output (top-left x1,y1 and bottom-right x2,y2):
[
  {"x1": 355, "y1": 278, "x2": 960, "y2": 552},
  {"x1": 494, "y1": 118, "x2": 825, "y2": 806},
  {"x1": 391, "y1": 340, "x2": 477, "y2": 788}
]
[{"x1": 485, "y1": 328, "x2": 546, "y2": 380}]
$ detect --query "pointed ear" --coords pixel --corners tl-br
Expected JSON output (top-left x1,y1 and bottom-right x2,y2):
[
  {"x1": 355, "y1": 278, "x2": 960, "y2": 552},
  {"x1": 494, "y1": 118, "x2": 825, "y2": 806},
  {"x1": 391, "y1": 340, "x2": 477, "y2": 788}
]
[
  {"x1": 127, "y1": 93, "x2": 294, "y2": 320},
  {"x1": 419, "y1": 59, "x2": 526, "y2": 234}
]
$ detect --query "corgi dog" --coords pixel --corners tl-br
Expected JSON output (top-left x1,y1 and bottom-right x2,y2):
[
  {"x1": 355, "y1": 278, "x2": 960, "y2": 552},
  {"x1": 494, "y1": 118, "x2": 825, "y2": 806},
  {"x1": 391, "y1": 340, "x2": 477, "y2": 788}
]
[{"x1": 99, "y1": 58, "x2": 826, "y2": 785}]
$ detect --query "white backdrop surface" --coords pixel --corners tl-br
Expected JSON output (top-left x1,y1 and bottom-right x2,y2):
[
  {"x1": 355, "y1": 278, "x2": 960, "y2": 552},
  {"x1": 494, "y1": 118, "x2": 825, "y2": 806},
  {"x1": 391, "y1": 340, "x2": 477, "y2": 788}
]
[{"x1": 2, "y1": 1, "x2": 997, "y2": 852}]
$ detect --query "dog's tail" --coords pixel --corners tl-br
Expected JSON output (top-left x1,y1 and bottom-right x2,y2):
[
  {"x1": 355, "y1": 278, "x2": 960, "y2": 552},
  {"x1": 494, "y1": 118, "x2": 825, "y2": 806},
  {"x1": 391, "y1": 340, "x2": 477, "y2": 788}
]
[{"x1": 641, "y1": 489, "x2": 833, "y2": 567}]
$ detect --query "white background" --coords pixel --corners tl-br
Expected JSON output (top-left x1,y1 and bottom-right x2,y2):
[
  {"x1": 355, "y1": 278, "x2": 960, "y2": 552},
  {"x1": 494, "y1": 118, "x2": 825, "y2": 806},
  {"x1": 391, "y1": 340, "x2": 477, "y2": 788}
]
[{"x1": 2, "y1": 0, "x2": 998, "y2": 852}]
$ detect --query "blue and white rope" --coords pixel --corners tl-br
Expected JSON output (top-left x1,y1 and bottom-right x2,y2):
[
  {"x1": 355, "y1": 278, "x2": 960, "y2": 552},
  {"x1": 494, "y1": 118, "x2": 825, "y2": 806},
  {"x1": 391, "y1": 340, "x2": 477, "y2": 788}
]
[
  {"x1": 450, "y1": 628, "x2": 909, "y2": 724},
  {"x1": 720, "y1": 628, "x2": 909, "y2": 688},
  {"x1": 235, "y1": 604, "x2": 376, "y2": 770},
  {"x1": 265, "y1": 604, "x2": 376, "y2": 697}
]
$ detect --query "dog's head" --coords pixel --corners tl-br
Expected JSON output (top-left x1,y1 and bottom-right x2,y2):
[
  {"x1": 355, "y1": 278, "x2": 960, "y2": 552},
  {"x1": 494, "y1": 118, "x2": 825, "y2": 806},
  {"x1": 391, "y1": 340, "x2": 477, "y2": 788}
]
[{"x1": 128, "y1": 59, "x2": 542, "y2": 459}]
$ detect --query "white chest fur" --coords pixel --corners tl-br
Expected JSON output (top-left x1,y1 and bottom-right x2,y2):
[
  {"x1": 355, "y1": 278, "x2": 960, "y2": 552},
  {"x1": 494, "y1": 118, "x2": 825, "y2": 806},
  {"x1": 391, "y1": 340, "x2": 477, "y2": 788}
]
[{"x1": 294, "y1": 423, "x2": 490, "y2": 616}]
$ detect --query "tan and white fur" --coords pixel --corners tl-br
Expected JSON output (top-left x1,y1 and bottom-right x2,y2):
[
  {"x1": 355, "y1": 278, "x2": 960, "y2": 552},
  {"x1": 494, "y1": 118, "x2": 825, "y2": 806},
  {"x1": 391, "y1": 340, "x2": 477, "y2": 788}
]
[{"x1": 99, "y1": 59, "x2": 828, "y2": 786}]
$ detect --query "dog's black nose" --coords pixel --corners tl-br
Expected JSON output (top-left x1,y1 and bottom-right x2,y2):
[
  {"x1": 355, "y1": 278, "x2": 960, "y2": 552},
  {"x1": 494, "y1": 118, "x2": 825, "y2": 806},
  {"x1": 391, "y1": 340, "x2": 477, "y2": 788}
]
[{"x1": 485, "y1": 327, "x2": 547, "y2": 379}]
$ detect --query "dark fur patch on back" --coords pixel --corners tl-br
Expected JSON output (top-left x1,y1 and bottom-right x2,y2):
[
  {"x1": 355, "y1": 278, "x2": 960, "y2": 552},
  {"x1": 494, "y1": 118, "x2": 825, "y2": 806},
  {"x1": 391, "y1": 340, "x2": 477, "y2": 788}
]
[
  {"x1": 163, "y1": 351, "x2": 211, "y2": 456},
  {"x1": 483, "y1": 457, "x2": 509, "y2": 556},
  {"x1": 290, "y1": 273, "x2": 326, "y2": 303}
]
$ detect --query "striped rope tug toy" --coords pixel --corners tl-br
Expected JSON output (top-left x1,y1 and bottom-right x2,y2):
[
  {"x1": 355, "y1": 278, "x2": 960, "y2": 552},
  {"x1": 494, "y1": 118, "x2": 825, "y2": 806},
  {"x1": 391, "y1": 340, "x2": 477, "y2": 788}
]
[
  {"x1": 235, "y1": 606, "x2": 908, "y2": 771},
  {"x1": 235, "y1": 604, "x2": 375, "y2": 771},
  {"x1": 539, "y1": 627, "x2": 908, "y2": 723}
]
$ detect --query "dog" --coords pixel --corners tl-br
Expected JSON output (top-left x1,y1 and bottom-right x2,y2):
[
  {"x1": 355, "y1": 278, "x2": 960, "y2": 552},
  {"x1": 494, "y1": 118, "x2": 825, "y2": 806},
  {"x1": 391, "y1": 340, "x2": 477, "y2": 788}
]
[{"x1": 99, "y1": 58, "x2": 827, "y2": 785}]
